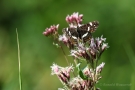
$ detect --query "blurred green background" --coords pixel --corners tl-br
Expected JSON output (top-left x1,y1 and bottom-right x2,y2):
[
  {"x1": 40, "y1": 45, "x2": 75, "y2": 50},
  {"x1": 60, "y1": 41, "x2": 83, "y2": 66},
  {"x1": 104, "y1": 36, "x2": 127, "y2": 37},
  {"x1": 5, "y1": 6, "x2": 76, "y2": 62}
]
[{"x1": 0, "y1": 0, "x2": 135, "y2": 90}]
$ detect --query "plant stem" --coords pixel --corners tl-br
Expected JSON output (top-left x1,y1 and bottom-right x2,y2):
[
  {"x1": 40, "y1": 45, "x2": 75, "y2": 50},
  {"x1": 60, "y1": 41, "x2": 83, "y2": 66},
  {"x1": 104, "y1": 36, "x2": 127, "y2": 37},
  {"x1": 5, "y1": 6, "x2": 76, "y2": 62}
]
[
  {"x1": 60, "y1": 45, "x2": 70, "y2": 65},
  {"x1": 55, "y1": 34, "x2": 70, "y2": 66},
  {"x1": 16, "y1": 29, "x2": 22, "y2": 90}
]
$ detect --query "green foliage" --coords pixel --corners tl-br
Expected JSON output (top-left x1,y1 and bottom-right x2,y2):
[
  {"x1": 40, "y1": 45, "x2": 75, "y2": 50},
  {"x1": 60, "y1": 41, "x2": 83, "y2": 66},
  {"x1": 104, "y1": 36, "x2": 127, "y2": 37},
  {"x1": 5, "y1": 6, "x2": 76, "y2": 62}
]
[{"x1": 76, "y1": 63, "x2": 88, "y2": 80}]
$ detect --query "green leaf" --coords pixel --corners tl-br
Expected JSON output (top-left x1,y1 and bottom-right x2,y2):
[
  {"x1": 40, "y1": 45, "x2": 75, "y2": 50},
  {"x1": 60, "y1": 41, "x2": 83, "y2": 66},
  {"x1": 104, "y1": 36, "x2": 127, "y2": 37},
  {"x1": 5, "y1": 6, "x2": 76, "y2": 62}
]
[{"x1": 76, "y1": 63, "x2": 88, "y2": 80}]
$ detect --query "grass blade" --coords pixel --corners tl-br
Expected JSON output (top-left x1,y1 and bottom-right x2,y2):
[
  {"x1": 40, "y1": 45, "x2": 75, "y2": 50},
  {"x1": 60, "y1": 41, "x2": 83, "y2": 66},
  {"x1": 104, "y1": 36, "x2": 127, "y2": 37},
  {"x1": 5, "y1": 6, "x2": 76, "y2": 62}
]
[{"x1": 16, "y1": 28, "x2": 22, "y2": 90}]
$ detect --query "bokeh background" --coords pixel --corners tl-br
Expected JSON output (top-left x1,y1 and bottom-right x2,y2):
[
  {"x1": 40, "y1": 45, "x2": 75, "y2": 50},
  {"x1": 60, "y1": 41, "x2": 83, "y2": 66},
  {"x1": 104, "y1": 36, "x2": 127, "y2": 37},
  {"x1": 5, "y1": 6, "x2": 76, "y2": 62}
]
[{"x1": 0, "y1": 0, "x2": 135, "y2": 90}]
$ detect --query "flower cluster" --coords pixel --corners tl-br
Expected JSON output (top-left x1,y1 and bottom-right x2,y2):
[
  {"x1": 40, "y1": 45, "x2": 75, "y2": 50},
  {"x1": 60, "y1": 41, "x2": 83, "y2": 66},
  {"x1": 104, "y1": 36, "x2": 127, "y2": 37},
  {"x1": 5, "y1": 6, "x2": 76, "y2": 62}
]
[
  {"x1": 69, "y1": 76, "x2": 90, "y2": 90},
  {"x1": 43, "y1": 24, "x2": 59, "y2": 36},
  {"x1": 52, "y1": 63, "x2": 105, "y2": 90},
  {"x1": 59, "y1": 34, "x2": 75, "y2": 49},
  {"x1": 43, "y1": 12, "x2": 109, "y2": 90},
  {"x1": 51, "y1": 64, "x2": 74, "y2": 84},
  {"x1": 66, "y1": 12, "x2": 83, "y2": 27},
  {"x1": 70, "y1": 36, "x2": 108, "y2": 62}
]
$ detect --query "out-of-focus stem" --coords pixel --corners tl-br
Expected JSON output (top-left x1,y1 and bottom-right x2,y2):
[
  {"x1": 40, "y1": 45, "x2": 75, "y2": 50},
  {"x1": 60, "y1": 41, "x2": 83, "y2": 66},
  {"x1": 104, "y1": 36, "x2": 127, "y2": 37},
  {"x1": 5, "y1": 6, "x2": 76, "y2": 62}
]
[
  {"x1": 60, "y1": 45, "x2": 70, "y2": 65},
  {"x1": 16, "y1": 29, "x2": 22, "y2": 90},
  {"x1": 55, "y1": 34, "x2": 70, "y2": 65}
]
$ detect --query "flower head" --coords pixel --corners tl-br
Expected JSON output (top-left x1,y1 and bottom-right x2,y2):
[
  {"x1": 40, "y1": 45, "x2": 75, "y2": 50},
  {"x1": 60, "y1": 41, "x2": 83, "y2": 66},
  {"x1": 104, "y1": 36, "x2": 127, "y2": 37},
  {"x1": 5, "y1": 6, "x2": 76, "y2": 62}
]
[
  {"x1": 70, "y1": 47, "x2": 90, "y2": 60},
  {"x1": 59, "y1": 34, "x2": 76, "y2": 49},
  {"x1": 87, "y1": 36, "x2": 109, "y2": 60},
  {"x1": 102, "y1": 43, "x2": 109, "y2": 52},
  {"x1": 96, "y1": 62, "x2": 105, "y2": 75},
  {"x1": 69, "y1": 76, "x2": 87, "y2": 90},
  {"x1": 66, "y1": 12, "x2": 83, "y2": 27},
  {"x1": 51, "y1": 63, "x2": 74, "y2": 84},
  {"x1": 43, "y1": 24, "x2": 59, "y2": 36},
  {"x1": 83, "y1": 66, "x2": 94, "y2": 78}
]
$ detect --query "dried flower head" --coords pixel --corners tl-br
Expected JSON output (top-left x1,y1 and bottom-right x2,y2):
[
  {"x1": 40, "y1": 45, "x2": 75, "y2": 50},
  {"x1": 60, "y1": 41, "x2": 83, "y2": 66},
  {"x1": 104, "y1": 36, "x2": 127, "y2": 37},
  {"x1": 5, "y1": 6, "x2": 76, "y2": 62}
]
[
  {"x1": 83, "y1": 66, "x2": 93, "y2": 78},
  {"x1": 59, "y1": 34, "x2": 74, "y2": 49},
  {"x1": 51, "y1": 63, "x2": 74, "y2": 84},
  {"x1": 69, "y1": 76, "x2": 88, "y2": 90},
  {"x1": 96, "y1": 62, "x2": 105, "y2": 75}
]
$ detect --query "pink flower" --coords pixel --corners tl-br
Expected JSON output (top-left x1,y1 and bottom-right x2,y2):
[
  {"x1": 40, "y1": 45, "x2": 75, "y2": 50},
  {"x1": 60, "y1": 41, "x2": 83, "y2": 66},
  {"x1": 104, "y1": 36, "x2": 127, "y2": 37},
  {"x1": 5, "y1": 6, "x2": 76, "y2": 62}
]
[
  {"x1": 96, "y1": 35, "x2": 106, "y2": 48},
  {"x1": 51, "y1": 63, "x2": 74, "y2": 84},
  {"x1": 43, "y1": 24, "x2": 59, "y2": 36},
  {"x1": 69, "y1": 76, "x2": 92, "y2": 90},
  {"x1": 51, "y1": 63, "x2": 60, "y2": 75},
  {"x1": 59, "y1": 34, "x2": 69, "y2": 44},
  {"x1": 102, "y1": 43, "x2": 109, "y2": 51},
  {"x1": 65, "y1": 12, "x2": 83, "y2": 27},
  {"x1": 96, "y1": 62, "x2": 105, "y2": 74}
]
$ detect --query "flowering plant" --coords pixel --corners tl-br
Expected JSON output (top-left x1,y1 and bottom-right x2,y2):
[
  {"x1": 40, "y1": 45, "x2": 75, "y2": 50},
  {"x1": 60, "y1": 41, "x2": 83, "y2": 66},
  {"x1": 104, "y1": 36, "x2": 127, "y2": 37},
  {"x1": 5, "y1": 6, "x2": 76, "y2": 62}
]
[{"x1": 43, "y1": 12, "x2": 109, "y2": 90}]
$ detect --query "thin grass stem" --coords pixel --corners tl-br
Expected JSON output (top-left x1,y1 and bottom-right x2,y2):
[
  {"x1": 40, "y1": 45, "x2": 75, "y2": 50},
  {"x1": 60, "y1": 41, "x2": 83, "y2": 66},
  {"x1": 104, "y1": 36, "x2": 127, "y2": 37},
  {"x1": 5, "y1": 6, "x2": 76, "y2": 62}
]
[{"x1": 16, "y1": 28, "x2": 22, "y2": 90}]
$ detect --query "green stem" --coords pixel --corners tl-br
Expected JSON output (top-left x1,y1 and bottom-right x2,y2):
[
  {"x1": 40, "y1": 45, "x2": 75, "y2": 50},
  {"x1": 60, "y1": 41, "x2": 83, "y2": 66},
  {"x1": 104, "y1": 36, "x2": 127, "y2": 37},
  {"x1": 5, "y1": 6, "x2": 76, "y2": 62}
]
[
  {"x1": 16, "y1": 29, "x2": 22, "y2": 90},
  {"x1": 55, "y1": 34, "x2": 70, "y2": 66},
  {"x1": 60, "y1": 45, "x2": 70, "y2": 65}
]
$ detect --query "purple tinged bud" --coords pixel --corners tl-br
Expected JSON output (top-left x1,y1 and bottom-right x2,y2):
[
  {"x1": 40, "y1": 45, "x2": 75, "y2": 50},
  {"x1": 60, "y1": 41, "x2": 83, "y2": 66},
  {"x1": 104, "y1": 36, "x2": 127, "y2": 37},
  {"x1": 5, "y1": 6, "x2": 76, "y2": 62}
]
[{"x1": 43, "y1": 31, "x2": 48, "y2": 36}]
